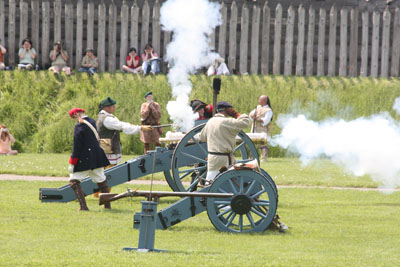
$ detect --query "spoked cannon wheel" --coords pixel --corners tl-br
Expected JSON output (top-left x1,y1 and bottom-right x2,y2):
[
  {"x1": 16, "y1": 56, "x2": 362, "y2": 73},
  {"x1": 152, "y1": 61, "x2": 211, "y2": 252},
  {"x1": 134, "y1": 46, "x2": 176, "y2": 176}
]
[
  {"x1": 171, "y1": 123, "x2": 259, "y2": 192},
  {"x1": 206, "y1": 170, "x2": 277, "y2": 233}
]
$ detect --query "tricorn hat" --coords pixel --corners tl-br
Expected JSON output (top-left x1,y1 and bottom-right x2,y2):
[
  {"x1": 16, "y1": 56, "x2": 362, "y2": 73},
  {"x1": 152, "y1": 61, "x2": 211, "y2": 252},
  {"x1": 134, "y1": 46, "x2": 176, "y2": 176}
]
[
  {"x1": 144, "y1": 91, "x2": 153, "y2": 98},
  {"x1": 68, "y1": 108, "x2": 85, "y2": 118},
  {"x1": 190, "y1": 100, "x2": 207, "y2": 112}
]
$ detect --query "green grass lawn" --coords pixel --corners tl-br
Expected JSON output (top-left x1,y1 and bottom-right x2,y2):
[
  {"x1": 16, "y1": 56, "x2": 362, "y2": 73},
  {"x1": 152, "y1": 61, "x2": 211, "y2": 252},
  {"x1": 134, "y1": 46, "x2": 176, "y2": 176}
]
[
  {"x1": 0, "y1": 153, "x2": 381, "y2": 188},
  {"x1": 1, "y1": 181, "x2": 399, "y2": 266}
]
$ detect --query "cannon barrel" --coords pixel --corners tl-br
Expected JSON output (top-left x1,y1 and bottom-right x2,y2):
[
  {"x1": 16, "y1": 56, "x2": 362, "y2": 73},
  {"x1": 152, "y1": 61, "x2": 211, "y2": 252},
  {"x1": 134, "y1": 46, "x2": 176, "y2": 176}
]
[{"x1": 99, "y1": 189, "x2": 234, "y2": 205}]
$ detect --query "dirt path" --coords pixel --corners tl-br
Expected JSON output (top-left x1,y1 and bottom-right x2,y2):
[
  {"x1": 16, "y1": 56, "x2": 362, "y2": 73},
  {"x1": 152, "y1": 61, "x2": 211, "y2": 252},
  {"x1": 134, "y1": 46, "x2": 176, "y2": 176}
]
[{"x1": 1, "y1": 173, "x2": 399, "y2": 192}]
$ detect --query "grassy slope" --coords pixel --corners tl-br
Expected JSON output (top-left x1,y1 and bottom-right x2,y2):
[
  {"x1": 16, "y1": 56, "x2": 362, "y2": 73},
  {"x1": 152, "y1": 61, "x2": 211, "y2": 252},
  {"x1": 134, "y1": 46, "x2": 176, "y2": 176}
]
[
  {"x1": 1, "y1": 181, "x2": 399, "y2": 266},
  {"x1": 1, "y1": 71, "x2": 400, "y2": 155}
]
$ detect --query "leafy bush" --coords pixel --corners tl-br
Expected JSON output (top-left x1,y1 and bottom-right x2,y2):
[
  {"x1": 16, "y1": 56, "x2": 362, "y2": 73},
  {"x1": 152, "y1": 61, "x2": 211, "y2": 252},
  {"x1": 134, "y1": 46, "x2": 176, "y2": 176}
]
[{"x1": 1, "y1": 71, "x2": 399, "y2": 156}]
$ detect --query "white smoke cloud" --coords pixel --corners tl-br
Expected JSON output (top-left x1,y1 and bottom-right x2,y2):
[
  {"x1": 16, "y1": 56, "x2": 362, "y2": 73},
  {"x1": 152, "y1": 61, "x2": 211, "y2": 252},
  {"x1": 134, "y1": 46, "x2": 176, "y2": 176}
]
[
  {"x1": 393, "y1": 97, "x2": 400, "y2": 115},
  {"x1": 160, "y1": 0, "x2": 222, "y2": 131},
  {"x1": 271, "y1": 97, "x2": 400, "y2": 191}
]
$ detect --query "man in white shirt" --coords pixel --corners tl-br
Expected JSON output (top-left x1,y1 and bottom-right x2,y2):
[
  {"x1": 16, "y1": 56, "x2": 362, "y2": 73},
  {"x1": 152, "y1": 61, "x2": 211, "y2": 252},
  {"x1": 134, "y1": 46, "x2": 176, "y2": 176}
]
[
  {"x1": 249, "y1": 95, "x2": 273, "y2": 162},
  {"x1": 199, "y1": 101, "x2": 250, "y2": 182}
]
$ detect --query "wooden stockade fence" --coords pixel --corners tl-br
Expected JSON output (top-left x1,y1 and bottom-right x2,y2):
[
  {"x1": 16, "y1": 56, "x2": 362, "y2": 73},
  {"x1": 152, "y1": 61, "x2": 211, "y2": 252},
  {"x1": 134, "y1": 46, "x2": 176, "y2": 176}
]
[{"x1": 0, "y1": 0, "x2": 400, "y2": 77}]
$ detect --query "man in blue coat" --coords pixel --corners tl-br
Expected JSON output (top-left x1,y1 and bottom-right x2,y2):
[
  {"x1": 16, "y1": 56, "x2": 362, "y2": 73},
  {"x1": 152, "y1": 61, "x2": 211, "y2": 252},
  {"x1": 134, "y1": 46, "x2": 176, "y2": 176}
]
[{"x1": 68, "y1": 108, "x2": 111, "y2": 211}]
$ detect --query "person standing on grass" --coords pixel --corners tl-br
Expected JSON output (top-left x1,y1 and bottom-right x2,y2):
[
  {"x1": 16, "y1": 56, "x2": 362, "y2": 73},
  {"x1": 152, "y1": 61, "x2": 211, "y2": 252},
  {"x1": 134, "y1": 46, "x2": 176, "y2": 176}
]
[
  {"x1": 140, "y1": 92, "x2": 162, "y2": 154},
  {"x1": 94, "y1": 97, "x2": 152, "y2": 197},
  {"x1": 0, "y1": 125, "x2": 18, "y2": 155},
  {"x1": 68, "y1": 108, "x2": 111, "y2": 211},
  {"x1": 199, "y1": 101, "x2": 250, "y2": 182},
  {"x1": 249, "y1": 95, "x2": 273, "y2": 162}
]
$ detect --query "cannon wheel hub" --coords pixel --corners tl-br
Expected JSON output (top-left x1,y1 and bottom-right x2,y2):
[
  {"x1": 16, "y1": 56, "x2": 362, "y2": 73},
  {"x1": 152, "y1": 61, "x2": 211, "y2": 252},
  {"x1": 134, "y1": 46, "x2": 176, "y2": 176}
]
[{"x1": 230, "y1": 194, "x2": 252, "y2": 215}]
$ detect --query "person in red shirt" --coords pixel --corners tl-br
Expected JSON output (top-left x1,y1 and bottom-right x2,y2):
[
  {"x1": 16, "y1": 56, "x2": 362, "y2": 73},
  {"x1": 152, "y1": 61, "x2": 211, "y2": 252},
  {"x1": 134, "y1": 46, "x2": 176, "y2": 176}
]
[{"x1": 122, "y1": 47, "x2": 142, "y2": 74}]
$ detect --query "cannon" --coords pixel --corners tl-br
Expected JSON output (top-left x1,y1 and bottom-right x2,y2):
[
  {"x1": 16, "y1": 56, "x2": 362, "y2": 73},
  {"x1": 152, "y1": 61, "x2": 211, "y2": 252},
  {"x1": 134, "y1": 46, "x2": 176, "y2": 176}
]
[{"x1": 39, "y1": 122, "x2": 284, "y2": 231}]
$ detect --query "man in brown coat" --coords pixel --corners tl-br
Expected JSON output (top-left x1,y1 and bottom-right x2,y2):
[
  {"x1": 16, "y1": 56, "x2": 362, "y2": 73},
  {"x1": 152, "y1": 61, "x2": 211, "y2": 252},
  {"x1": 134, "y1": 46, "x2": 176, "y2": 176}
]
[{"x1": 141, "y1": 92, "x2": 162, "y2": 153}]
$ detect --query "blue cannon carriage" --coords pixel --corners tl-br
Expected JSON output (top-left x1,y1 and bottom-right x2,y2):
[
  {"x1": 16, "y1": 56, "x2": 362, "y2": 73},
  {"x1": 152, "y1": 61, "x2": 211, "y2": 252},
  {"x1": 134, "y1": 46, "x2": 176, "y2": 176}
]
[{"x1": 39, "y1": 122, "x2": 284, "y2": 233}]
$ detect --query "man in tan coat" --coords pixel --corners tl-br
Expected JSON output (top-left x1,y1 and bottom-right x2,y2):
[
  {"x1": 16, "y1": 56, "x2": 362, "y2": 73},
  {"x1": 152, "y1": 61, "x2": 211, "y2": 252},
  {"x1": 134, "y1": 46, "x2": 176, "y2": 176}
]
[
  {"x1": 199, "y1": 101, "x2": 250, "y2": 182},
  {"x1": 141, "y1": 92, "x2": 162, "y2": 153},
  {"x1": 249, "y1": 95, "x2": 273, "y2": 162}
]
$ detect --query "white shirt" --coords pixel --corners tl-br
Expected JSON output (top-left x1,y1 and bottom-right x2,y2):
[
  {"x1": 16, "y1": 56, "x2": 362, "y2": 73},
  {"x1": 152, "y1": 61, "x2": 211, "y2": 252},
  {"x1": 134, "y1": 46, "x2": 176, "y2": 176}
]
[
  {"x1": 100, "y1": 110, "x2": 141, "y2": 135},
  {"x1": 249, "y1": 105, "x2": 273, "y2": 126}
]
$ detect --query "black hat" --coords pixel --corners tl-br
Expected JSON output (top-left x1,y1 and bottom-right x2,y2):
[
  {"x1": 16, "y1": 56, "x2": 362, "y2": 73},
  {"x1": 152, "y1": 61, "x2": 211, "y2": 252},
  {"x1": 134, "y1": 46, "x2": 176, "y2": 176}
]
[
  {"x1": 100, "y1": 96, "x2": 116, "y2": 107},
  {"x1": 144, "y1": 91, "x2": 153, "y2": 98},
  {"x1": 190, "y1": 100, "x2": 207, "y2": 112},
  {"x1": 216, "y1": 101, "x2": 232, "y2": 112}
]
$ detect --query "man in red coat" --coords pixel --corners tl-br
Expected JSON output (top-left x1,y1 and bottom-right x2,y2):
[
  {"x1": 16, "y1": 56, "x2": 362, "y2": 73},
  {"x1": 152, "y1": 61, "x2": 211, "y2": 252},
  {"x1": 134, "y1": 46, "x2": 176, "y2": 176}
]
[{"x1": 68, "y1": 108, "x2": 111, "y2": 211}]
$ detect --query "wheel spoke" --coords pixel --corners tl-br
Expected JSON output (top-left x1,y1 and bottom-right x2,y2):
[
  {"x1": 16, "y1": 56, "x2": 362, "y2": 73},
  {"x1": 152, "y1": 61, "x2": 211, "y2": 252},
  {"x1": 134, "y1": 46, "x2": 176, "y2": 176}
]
[
  {"x1": 214, "y1": 200, "x2": 231, "y2": 205},
  {"x1": 181, "y1": 152, "x2": 208, "y2": 164},
  {"x1": 239, "y1": 177, "x2": 244, "y2": 194},
  {"x1": 178, "y1": 166, "x2": 206, "y2": 174},
  {"x1": 251, "y1": 207, "x2": 267, "y2": 218},
  {"x1": 253, "y1": 201, "x2": 270, "y2": 207},
  {"x1": 239, "y1": 215, "x2": 243, "y2": 231},
  {"x1": 225, "y1": 213, "x2": 237, "y2": 228},
  {"x1": 217, "y1": 207, "x2": 232, "y2": 217},
  {"x1": 179, "y1": 170, "x2": 193, "y2": 181},
  {"x1": 250, "y1": 189, "x2": 266, "y2": 199},
  {"x1": 228, "y1": 179, "x2": 238, "y2": 194},
  {"x1": 245, "y1": 180, "x2": 256, "y2": 195},
  {"x1": 233, "y1": 141, "x2": 246, "y2": 153},
  {"x1": 191, "y1": 137, "x2": 208, "y2": 157},
  {"x1": 186, "y1": 180, "x2": 199, "y2": 192},
  {"x1": 246, "y1": 212, "x2": 256, "y2": 228}
]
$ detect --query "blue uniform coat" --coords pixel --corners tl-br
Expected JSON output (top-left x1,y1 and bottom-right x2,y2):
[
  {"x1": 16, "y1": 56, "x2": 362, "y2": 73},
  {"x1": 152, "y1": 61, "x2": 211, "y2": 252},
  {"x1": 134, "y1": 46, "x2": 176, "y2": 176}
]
[{"x1": 71, "y1": 117, "x2": 110, "y2": 172}]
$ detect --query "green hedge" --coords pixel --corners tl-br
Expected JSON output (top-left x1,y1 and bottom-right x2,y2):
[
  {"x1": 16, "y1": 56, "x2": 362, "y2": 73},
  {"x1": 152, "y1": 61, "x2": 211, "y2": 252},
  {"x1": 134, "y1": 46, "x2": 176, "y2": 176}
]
[{"x1": 1, "y1": 71, "x2": 399, "y2": 156}]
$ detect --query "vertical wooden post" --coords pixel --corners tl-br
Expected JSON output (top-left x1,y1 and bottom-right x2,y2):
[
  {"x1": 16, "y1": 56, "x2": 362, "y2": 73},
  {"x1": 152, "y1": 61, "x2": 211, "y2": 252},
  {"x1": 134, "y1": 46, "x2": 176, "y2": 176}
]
[
  {"x1": 371, "y1": 11, "x2": 380, "y2": 78},
  {"x1": 360, "y1": 10, "x2": 369, "y2": 77},
  {"x1": 391, "y1": 8, "x2": 400, "y2": 77},
  {"x1": 108, "y1": 1, "x2": 117, "y2": 71},
  {"x1": 250, "y1": 4, "x2": 260, "y2": 75},
  {"x1": 41, "y1": 1, "x2": 50, "y2": 68},
  {"x1": 381, "y1": 8, "x2": 391, "y2": 78},
  {"x1": 130, "y1": 0, "x2": 139, "y2": 51},
  {"x1": 296, "y1": 4, "x2": 305, "y2": 76},
  {"x1": 218, "y1": 3, "x2": 228, "y2": 60},
  {"x1": 284, "y1": 5, "x2": 295, "y2": 75},
  {"x1": 228, "y1": 1, "x2": 238, "y2": 73},
  {"x1": 120, "y1": 0, "x2": 129, "y2": 69},
  {"x1": 87, "y1": 2, "x2": 95, "y2": 50},
  {"x1": 348, "y1": 8, "x2": 359, "y2": 77},
  {"x1": 273, "y1": 4, "x2": 282, "y2": 75},
  {"x1": 152, "y1": 0, "x2": 161, "y2": 54},
  {"x1": 327, "y1": 5, "x2": 337, "y2": 77},
  {"x1": 54, "y1": 0, "x2": 62, "y2": 42},
  {"x1": 19, "y1": 0, "x2": 29, "y2": 45},
  {"x1": 306, "y1": 6, "x2": 315, "y2": 76},
  {"x1": 141, "y1": 1, "x2": 150, "y2": 53},
  {"x1": 76, "y1": 0, "x2": 83, "y2": 69},
  {"x1": 317, "y1": 8, "x2": 326, "y2": 76},
  {"x1": 65, "y1": 2, "x2": 74, "y2": 67},
  {"x1": 8, "y1": 0, "x2": 16, "y2": 66},
  {"x1": 339, "y1": 8, "x2": 348, "y2": 76},
  {"x1": 0, "y1": 0, "x2": 4, "y2": 47},
  {"x1": 98, "y1": 2, "x2": 106, "y2": 72},
  {"x1": 239, "y1": 2, "x2": 249, "y2": 74},
  {"x1": 31, "y1": 0, "x2": 40, "y2": 65},
  {"x1": 260, "y1": 2, "x2": 270, "y2": 75}
]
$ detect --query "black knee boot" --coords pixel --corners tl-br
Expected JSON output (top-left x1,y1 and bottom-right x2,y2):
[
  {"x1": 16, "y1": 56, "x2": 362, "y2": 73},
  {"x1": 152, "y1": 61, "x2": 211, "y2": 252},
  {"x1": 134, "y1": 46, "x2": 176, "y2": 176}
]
[
  {"x1": 69, "y1": 180, "x2": 89, "y2": 211},
  {"x1": 97, "y1": 180, "x2": 111, "y2": 209}
]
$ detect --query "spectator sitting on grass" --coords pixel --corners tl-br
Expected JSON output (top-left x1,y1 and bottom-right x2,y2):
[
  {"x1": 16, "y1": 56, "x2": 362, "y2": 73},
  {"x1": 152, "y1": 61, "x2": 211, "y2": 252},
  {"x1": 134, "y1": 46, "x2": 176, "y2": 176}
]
[
  {"x1": 122, "y1": 47, "x2": 142, "y2": 74},
  {"x1": 0, "y1": 42, "x2": 7, "y2": 70},
  {"x1": 18, "y1": 38, "x2": 37, "y2": 70},
  {"x1": 0, "y1": 125, "x2": 18, "y2": 155},
  {"x1": 49, "y1": 40, "x2": 71, "y2": 76},
  {"x1": 78, "y1": 48, "x2": 98, "y2": 76},
  {"x1": 141, "y1": 43, "x2": 160, "y2": 75}
]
